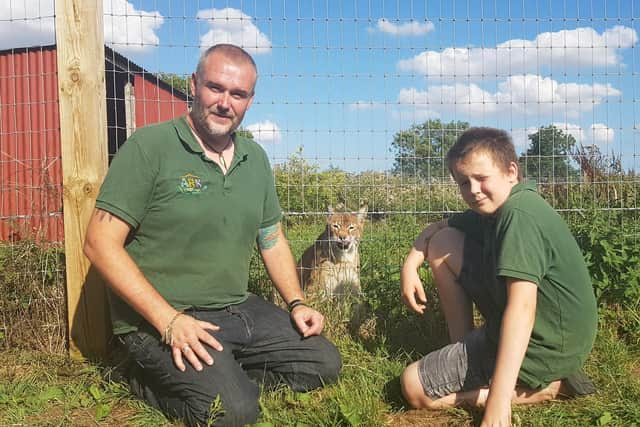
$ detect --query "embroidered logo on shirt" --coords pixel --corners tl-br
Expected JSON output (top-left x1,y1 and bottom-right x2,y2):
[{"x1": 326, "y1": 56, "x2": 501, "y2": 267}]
[{"x1": 178, "y1": 173, "x2": 207, "y2": 194}]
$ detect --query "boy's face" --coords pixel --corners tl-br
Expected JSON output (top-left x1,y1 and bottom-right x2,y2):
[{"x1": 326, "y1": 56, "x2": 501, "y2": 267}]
[{"x1": 451, "y1": 150, "x2": 519, "y2": 216}]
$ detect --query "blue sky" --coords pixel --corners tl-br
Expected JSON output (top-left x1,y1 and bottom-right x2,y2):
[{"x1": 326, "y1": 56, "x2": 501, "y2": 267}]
[{"x1": 2, "y1": 0, "x2": 638, "y2": 173}]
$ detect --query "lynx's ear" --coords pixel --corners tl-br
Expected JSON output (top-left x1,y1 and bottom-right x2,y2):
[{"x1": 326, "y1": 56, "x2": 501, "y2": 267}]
[
  {"x1": 357, "y1": 202, "x2": 368, "y2": 224},
  {"x1": 327, "y1": 204, "x2": 334, "y2": 215},
  {"x1": 332, "y1": 202, "x2": 345, "y2": 212}
]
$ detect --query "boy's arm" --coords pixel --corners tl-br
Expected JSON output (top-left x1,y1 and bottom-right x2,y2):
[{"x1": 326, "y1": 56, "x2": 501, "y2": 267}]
[
  {"x1": 482, "y1": 278, "x2": 537, "y2": 426},
  {"x1": 400, "y1": 219, "x2": 448, "y2": 314}
]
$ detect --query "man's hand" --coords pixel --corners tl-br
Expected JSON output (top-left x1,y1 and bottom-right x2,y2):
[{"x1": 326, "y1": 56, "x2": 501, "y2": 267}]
[
  {"x1": 290, "y1": 304, "x2": 325, "y2": 337},
  {"x1": 400, "y1": 266, "x2": 427, "y2": 314},
  {"x1": 167, "y1": 313, "x2": 224, "y2": 372}
]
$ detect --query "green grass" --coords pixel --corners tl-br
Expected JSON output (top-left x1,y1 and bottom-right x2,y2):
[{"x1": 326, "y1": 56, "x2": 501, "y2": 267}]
[
  {"x1": 2, "y1": 309, "x2": 638, "y2": 426},
  {"x1": 1, "y1": 216, "x2": 640, "y2": 426}
]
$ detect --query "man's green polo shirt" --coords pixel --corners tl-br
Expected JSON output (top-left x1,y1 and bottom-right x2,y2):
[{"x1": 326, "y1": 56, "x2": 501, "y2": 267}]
[{"x1": 96, "y1": 117, "x2": 282, "y2": 335}]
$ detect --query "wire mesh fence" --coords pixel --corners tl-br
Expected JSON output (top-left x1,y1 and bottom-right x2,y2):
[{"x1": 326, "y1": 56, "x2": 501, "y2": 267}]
[{"x1": 0, "y1": 0, "x2": 638, "y2": 351}]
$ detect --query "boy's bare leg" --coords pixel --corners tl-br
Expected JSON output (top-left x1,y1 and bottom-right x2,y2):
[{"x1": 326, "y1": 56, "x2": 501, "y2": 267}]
[
  {"x1": 428, "y1": 228, "x2": 474, "y2": 343},
  {"x1": 401, "y1": 362, "x2": 563, "y2": 410}
]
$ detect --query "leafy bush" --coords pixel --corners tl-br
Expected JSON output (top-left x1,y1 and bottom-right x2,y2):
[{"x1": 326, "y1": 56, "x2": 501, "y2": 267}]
[{"x1": 567, "y1": 210, "x2": 640, "y2": 304}]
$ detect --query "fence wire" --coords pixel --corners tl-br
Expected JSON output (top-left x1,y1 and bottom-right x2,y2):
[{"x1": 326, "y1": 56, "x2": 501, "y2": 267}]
[{"x1": 0, "y1": 0, "x2": 638, "y2": 350}]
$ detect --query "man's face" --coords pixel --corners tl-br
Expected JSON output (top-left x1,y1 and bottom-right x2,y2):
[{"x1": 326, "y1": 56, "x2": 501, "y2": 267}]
[
  {"x1": 451, "y1": 150, "x2": 519, "y2": 216},
  {"x1": 190, "y1": 52, "x2": 256, "y2": 140}
]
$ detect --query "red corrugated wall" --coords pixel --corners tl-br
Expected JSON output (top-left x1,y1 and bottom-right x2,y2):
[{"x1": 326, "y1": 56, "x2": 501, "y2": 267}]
[
  {"x1": 0, "y1": 47, "x2": 188, "y2": 243},
  {"x1": 0, "y1": 47, "x2": 63, "y2": 242},
  {"x1": 134, "y1": 74, "x2": 188, "y2": 126}
]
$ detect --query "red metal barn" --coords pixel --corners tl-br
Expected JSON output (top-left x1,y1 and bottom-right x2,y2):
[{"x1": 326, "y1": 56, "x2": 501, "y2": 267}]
[{"x1": 0, "y1": 45, "x2": 189, "y2": 242}]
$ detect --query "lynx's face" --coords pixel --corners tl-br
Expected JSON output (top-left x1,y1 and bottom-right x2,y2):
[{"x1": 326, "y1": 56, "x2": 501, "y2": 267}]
[{"x1": 326, "y1": 203, "x2": 367, "y2": 251}]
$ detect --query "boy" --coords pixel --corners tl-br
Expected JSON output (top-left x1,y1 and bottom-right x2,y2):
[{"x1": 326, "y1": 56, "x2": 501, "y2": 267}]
[{"x1": 399, "y1": 127, "x2": 597, "y2": 425}]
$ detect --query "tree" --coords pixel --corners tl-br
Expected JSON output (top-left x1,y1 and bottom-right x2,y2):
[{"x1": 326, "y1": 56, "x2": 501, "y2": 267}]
[
  {"x1": 391, "y1": 119, "x2": 470, "y2": 180},
  {"x1": 157, "y1": 73, "x2": 191, "y2": 96},
  {"x1": 520, "y1": 125, "x2": 580, "y2": 183}
]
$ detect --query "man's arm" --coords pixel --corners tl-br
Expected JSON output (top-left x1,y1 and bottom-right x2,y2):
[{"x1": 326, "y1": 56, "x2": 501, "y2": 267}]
[
  {"x1": 481, "y1": 278, "x2": 537, "y2": 426},
  {"x1": 258, "y1": 222, "x2": 324, "y2": 337},
  {"x1": 83, "y1": 209, "x2": 222, "y2": 371}
]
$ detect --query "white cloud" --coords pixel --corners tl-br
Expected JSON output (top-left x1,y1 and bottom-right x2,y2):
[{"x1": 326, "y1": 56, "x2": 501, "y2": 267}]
[
  {"x1": 398, "y1": 26, "x2": 638, "y2": 78},
  {"x1": 197, "y1": 8, "x2": 271, "y2": 54},
  {"x1": 0, "y1": 0, "x2": 163, "y2": 54},
  {"x1": 246, "y1": 120, "x2": 281, "y2": 143},
  {"x1": 103, "y1": 0, "x2": 163, "y2": 54},
  {"x1": 373, "y1": 18, "x2": 434, "y2": 36},
  {"x1": 589, "y1": 123, "x2": 615, "y2": 145},
  {"x1": 396, "y1": 74, "x2": 620, "y2": 120},
  {"x1": 513, "y1": 122, "x2": 615, "y2": 152},
  {"x1": 510, "y1": 127, "x2": 540, "y2": 153},
  {"x1": 0, "y1": 0, "x2": 55, "y2": 49}
]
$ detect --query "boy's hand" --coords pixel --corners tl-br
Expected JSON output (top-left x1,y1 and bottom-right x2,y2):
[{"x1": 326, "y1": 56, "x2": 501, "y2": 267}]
[
  {"x1": 480, "y1": 395, "x2": 512, "y2": 426},
  {"x1": 401, "y1": 265, "x2": 428, "y2": 314}
]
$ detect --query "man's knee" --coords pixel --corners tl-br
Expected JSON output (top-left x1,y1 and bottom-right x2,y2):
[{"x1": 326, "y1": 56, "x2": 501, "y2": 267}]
[
  {"x1": 293, "y1": 337, "x2": 342, "y2": 392},
  {"x1": 315, "y1": 338, "x2": 342, "y2": 384},
  {"x1": 184, "y1": 383, "x2": 260, "y2": 427}
]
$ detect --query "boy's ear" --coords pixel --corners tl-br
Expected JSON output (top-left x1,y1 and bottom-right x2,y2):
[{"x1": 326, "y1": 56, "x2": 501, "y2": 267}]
[{"x1": 508, "y1": 161, "x2": 519, "y2": 181}]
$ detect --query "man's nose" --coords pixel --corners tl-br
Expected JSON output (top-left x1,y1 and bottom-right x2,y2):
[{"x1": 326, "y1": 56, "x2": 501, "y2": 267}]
[
  {"x1": 469, "y1": 180, "x2": 481, "y2": 194},
  {"x1": 217, "y1": 91, "x2": 230, "y2": 110}
]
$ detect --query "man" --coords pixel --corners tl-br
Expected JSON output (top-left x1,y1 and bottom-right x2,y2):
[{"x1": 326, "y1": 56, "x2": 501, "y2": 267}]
[{"x1": 84, "y1": 44, "x2": 341, "y2": 427}]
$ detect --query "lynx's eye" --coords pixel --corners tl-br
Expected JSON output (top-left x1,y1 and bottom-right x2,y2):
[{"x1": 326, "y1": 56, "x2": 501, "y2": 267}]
[
  {"x1": 332, "y1": 224, "x2": 340, "y2": 230},
  {"x1": 348, "y1": 225, "x2": 355, "y2": 231}
]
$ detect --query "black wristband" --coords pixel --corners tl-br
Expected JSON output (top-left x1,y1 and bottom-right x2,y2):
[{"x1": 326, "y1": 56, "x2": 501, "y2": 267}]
[{"x1": 287, "y1": 299, "x2": 307, "y2": 312}]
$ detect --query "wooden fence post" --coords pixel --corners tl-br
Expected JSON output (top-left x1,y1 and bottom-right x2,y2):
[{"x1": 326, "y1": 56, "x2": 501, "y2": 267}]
[{"x1": 55, "y1": 0, "x2": 110, "y2": 359}]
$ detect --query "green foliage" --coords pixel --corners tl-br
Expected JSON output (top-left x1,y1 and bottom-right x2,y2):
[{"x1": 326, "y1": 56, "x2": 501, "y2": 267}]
[
  {"x1": 520, "y1": 125, "x2": 580, "y2": 183},
  {"x1": 390, "y1": 119, "x2": 470, "y2": 180},
  {"x1": 157, "y1": 72, "x2": 190, "y2": 96},
  {"x1": 567, "y1": 210, "x2": 640, "y2": 306},
  {"x1": 274, "y1": 148, "x2": 465, "y2": 217}
]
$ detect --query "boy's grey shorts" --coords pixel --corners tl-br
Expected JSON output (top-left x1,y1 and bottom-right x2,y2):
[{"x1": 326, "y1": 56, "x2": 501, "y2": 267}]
[
  {"x1": 418, "y1": 234, "x2": 497, "y2": 399},
  {"x1": 417, "y1": 326, "x2": 496, "y2": 399}
]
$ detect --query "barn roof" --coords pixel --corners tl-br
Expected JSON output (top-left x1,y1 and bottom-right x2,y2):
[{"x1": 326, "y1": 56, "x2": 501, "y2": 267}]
[{"x1": 0, "y1": 44, "x2": 190, "y2": 102}]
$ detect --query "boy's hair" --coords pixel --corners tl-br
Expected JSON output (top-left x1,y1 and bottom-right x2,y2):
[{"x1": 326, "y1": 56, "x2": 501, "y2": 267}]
[{"x1": 447, "y1": 127, "x2": 522, "y2": 180}]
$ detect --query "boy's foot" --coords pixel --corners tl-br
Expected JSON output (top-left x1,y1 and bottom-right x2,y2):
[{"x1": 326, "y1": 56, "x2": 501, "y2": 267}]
[{"x1": 561, "y1": 370, "x2": 597, "y2": 397}]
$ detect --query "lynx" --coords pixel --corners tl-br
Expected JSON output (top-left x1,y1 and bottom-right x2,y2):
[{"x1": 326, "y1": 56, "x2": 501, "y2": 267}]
[{"x1": 297, "y1": 203, "x2": 367, "y2": 297}]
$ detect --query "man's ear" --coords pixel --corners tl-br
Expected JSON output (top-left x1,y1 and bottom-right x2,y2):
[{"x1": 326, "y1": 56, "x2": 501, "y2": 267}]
[
  {"x1": 190, "y1": 73, "x2": 197, "y2": 97},
  {"x1": 246, "y1": 94, "x2": 255, "y2": 110}
]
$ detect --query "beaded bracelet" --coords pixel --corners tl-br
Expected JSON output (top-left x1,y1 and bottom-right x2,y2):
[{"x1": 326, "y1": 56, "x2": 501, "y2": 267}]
[
  {"x1": 287, "y1": 299, "x2": 307, "y2": 313},
  {"x1": 162, "y1": 311, "x2": 183, "y2": 346}
]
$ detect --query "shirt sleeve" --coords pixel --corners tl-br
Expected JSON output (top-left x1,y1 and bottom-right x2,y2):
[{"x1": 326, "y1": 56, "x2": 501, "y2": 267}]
[
  {"x1": 95, "y1": 136, "x2": 157, "y2": 229},
  {"x1": 495, "y1": 208, "x2": 549, "y2": 285},
  {"x1": 258, "y1": 150, "x2": 282, "y2": 229}
]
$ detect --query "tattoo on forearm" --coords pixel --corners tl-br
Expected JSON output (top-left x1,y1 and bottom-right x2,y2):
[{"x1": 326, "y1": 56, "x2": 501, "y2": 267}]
[
  {"x1": 96, "y1": 209, "x2": 114, "y2": 222},
  {"x1": 258, "y1": 223, "x2": 280, "y2": 250}
]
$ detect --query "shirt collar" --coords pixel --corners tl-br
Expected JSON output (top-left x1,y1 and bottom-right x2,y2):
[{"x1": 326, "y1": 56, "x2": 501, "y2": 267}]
[
  {"x1": 173, "y1": 115, "x2": 250, "y2": 160},
  {"x1": 509, "y1": 179, "x2": 537, "y2": 197}
]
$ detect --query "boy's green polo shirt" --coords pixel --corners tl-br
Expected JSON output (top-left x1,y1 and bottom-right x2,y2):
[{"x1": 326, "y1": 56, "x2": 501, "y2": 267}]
[
  {"x1": 449, "y1": 181, "x2": 597, "y2": 388},
  {"x1": 96, "y1": 117, "x2": 282, "y2": 335}
]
